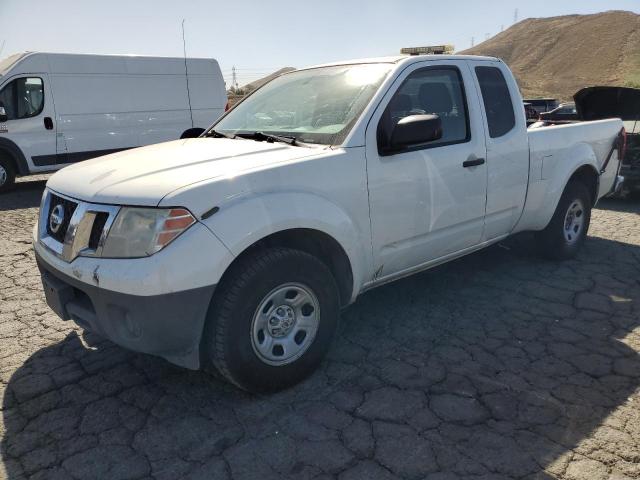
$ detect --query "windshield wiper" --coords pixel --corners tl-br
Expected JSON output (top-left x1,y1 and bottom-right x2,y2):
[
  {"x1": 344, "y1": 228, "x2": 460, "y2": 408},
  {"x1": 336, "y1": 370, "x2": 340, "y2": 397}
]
[
  {"x1": 205, "y1": 129, "x2": 236, "y2": 139},
  {"x1": 238, "y1": 131, "x2": 299, "y2": 146}
]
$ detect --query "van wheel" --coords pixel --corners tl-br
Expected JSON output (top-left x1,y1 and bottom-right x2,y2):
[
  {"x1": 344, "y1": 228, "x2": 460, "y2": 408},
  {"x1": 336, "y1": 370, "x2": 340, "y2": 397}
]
[
  {"x1": 0, "y1": 157, "x2": 16, "y2": 193},
  {"x1": 536, "y1": 180, "x2": 592, "y2": 260},
  {"x1": 202, "y1": 247, "x2": 340, "y2": 392}
]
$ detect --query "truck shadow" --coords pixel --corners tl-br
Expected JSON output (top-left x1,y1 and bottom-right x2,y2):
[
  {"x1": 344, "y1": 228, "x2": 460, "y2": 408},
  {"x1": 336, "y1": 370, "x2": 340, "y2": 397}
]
[
  {"x1": 595, "y1": 196, "x2": 640, "y2": 214},
  {"x1": 2, "y1": 235, "x2": 639, "y2": 478},
  {"x1": 0, "y1": 180, "x2": 47, "y2": 211}
]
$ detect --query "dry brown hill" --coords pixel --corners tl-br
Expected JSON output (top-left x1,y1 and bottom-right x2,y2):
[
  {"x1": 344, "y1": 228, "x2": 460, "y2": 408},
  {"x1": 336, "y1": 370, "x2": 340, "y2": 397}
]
[{"x1": 462, "y1": 10, "x2": 640, "y2": 100}]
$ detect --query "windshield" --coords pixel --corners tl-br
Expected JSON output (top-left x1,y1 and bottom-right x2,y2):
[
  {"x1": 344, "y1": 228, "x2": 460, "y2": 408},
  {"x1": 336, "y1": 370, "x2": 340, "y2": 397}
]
[{"x1": 212, "y1": 63, "x2": 392, "y2": 145}]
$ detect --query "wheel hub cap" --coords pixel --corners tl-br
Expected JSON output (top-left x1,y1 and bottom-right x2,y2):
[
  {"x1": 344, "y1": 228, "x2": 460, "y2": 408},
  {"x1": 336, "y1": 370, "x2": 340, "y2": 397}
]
[
  {"x1": 251, "y1": 283, "x2": 320, "y2": 366},
  {"x1": 268, "y1": 305, "x2": 296, "y2": 337},
  {"x1": 563, "y1": 199, "x2": 585, "y2": 245}
]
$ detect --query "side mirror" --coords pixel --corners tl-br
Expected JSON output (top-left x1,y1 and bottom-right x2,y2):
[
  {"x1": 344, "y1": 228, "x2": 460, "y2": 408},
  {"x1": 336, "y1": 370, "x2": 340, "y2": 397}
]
[
  {"x1": 0, "y1": 107, "x2": 7, "y2": 123},
  {"x1": 387, "y1": 114, "x2": 442, "y2": 153}
]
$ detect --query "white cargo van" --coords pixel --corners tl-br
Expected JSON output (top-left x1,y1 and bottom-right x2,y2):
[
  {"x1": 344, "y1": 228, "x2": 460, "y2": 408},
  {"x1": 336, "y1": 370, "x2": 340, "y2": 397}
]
[{"x1": 0, "y1": 52, "x2": 227, "y2": 191}]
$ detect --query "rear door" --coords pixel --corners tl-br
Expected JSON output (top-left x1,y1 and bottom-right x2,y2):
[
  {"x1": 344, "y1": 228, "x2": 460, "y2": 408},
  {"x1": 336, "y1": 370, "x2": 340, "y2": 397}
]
[
  {"x1": 0, "y1": 74, "x2": 57, "y2": 171},
  {"x1": 471, "y1": 62, "x2": 529, "y2": 240},
  {"x1": 366, "y1": 60, "x2": 488, "y2": 278}
]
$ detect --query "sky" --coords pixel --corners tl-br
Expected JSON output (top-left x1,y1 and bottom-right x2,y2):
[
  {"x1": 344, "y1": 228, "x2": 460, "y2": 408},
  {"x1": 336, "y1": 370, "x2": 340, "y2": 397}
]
[{"x1": 1, "y1": 0, "x2": 639, "y2": 88}]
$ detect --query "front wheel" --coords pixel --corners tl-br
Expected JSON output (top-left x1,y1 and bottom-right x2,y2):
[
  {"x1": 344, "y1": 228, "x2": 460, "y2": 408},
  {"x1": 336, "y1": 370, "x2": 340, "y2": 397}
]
[
  {"x1": 0, "y1": 157, "x2": 16, "y2": 193},
  {"x1": 536, "y1": 180, "x2": 592, "y2": 260},
  {"x1": 202, "y1": 247, "x2": 340, "y2": 392}
]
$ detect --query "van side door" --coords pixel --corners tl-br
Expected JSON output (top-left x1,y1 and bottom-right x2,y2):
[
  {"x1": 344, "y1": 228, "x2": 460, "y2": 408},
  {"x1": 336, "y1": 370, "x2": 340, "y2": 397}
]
[
  {"x1": 365, "y1": 60, "x2": 488, "y2": 280},
  {"x1": 0, "y1": 74, "x2": 57, "y2": 172}
]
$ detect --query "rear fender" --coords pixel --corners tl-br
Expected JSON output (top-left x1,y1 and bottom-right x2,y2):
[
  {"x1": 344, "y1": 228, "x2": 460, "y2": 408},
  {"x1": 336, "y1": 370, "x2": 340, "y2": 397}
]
[{"x1": 515, "y1": 142, "x2": 599, "y2": 232}]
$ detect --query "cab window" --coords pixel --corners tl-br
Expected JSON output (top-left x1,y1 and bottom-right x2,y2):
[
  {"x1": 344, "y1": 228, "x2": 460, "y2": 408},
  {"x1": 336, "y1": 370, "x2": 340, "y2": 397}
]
[
  {"x1": 475, "y1": 67, "x2": 515, "y2": 138},
  {"x1": 378, "y1": 67, "x2": 470, "y2": 151},
  {"x1": 0, "y1": 77, "x2": 44, "y2": 120}
]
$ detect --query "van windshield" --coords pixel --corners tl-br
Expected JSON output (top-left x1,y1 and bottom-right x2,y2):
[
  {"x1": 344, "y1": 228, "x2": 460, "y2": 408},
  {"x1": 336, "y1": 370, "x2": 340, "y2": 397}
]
[{"x1": 212, "y1": 63, "x2": 392, "y2": 145}]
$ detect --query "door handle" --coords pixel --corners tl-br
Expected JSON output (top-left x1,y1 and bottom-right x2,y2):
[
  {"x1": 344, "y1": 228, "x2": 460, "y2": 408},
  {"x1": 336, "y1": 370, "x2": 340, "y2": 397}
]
[
  {"x1": 463, "y1": 157, "x2": 485, "y2": 168},
  {"x1": 44, "y1": 117, "x2": 54, "y2": 130}
]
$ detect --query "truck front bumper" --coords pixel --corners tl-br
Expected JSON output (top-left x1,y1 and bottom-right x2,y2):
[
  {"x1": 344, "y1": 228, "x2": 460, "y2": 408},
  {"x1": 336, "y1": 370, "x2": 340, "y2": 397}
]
[{"x1": 33, "y1": 222, "x2": 233, "y2": 369}]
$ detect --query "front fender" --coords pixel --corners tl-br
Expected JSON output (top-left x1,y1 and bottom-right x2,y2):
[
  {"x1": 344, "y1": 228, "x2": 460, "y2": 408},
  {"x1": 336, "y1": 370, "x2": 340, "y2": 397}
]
[{"x1": 200, "y1": 190, "x2": 370, "y2": 301}]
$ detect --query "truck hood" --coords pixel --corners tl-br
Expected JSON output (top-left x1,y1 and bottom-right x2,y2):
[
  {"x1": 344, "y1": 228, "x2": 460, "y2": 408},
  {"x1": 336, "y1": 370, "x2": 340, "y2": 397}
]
[
  {"x1": 47, "y1": 138, "x2": 325, "y2": 206},
  {"x1": 574, "y1": 86, "x2": 640, "y2": 121}
]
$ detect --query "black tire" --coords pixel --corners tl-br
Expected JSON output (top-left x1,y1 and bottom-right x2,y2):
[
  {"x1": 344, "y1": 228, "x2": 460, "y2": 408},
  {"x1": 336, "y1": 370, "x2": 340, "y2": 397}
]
[
  {"x1": 0, "y1": 156, "x2": 16, "y2": 193},
  {"x1": 536, "y1": 180, "x2": 592, "y2": 260},
  {"x1": 202, "y1": 247, "x2": 340, "y2": 392}
]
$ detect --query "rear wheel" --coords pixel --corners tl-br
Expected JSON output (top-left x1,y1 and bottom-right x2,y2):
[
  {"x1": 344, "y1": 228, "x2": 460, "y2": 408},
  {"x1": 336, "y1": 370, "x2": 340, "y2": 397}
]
[
  {"x1": 0, "y1": 157, "x2": 16, "y2": 193},
  {"x1": 202, "y1": 247, "x2": 340, "y2": 392},
  {"x1": 536, "y1": 180, "x2": 592, "y2": 260}
]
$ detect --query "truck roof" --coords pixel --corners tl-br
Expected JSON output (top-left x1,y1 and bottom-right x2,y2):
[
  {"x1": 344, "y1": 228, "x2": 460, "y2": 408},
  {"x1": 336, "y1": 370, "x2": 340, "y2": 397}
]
[
  {"x1": 302, "y1": 54, "x2": 499, "y2": 70},
  {"x1": 0, "y1": 51, "x2": 221, "y2": 77}
]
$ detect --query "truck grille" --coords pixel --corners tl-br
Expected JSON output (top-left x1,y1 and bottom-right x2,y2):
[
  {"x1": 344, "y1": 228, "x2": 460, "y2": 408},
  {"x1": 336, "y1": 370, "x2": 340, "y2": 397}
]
[
  {"x1": 38, "y1": 190, "x2": 120, "y2": 262},
  {"x1": 46, "y1": 194, "x2": 78, "y2": 242}
]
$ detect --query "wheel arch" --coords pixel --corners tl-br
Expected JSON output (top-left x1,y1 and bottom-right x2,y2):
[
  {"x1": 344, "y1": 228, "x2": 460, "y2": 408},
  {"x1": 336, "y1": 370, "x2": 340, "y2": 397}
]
[
  {"x1": 218, "y1": 228, "x2": 355, "y2": 307},
  {"x1": 568, "y1": 164, "x2": 599, "y2": 207},
  {"x1": 540, "y1": 163, "x2": 600, "y2": 230},
  {"x1": 0, "y1": 138, "x2": 29, "y2": 176}
]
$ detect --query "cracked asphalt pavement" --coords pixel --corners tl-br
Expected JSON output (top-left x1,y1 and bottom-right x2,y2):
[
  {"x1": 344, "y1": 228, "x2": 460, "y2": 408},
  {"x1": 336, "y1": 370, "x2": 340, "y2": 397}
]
[{"x1": 1, "y1": 178, "x2": 639, "y2": 480}]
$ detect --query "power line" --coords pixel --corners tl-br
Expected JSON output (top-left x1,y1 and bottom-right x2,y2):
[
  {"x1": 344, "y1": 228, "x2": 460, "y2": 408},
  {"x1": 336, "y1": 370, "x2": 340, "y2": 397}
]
[{"x1": 231, "y1": 66, "x2": 238, "y2": 90}]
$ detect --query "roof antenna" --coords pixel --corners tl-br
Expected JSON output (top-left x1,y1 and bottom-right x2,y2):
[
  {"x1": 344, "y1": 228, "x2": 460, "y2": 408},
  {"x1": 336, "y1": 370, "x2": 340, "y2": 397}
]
[{"x1": 182, "y1": 19, "x2": 194, "y2": 128}]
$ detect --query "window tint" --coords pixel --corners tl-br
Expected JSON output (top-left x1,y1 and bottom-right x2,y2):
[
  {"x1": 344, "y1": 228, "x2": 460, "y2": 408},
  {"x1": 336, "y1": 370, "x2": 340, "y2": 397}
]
[
  {"x1": 379, "y1": 67, "x2": 469, "y2": 149},
  {"x1": 475, "y1": 67, "x2": 515, "y2": 138},
  {"x1": 0, "y1": 77, "x2": 44, "y2": 120}
]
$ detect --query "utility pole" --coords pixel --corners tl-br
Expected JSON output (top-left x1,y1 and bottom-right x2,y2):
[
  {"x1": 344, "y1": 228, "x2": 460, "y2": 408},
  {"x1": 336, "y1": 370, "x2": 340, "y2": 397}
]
[
  {"x1": 514, "y1": 8, "x2": 519, "y2": 23},
  {"x1": 471, "y1": 36, "x2": 475, "y2": 47}
]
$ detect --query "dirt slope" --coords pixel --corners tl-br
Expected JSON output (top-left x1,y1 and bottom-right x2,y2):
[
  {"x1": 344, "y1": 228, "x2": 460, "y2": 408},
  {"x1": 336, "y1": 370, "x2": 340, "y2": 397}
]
[{"x1": 462, "y1": 10, "x2": 640, "y2": 100}]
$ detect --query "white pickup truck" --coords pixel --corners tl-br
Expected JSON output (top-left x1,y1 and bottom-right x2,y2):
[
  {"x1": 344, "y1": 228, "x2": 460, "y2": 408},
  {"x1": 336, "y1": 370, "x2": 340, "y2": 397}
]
[{"x1": 33, "y1": 54, "x2": 625, "y2": 392}]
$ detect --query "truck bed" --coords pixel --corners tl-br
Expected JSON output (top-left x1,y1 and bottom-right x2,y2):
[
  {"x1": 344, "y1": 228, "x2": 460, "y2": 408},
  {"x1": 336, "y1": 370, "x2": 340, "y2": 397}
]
[{"x1": 515, "y1": 118, "x2": 623, "y2": 232}]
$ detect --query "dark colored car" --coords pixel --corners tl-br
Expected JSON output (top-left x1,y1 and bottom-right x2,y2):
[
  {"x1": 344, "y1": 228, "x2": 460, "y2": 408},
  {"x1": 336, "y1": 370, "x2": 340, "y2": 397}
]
[
  {"x1": 523, "y1": 98, "x2": 559, "y2": 115},
  {"x1": 574, "y1": 86, "x2": 640, "y2": 195},
  {"x1": 523, "y1": 102, "x2": 538, "y2": 124},
  {"x1": 539, "y1": 102, "x2": 578, "y2": 122}
]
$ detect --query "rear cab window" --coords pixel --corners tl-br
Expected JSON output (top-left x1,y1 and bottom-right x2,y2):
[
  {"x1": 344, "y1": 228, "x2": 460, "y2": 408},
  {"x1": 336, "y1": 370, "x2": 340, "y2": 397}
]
[{"x1": 475, "y1": 66, "x2": 516, "y2": 138}]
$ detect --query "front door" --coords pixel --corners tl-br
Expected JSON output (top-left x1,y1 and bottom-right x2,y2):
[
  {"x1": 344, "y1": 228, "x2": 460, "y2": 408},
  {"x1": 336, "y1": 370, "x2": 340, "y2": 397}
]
[
  {"x1": 0, "y1": 74, "x2": 57, "y2": 171},
  {"x1": 366, "y1": 60, "x2": 488, "y2": 279}
]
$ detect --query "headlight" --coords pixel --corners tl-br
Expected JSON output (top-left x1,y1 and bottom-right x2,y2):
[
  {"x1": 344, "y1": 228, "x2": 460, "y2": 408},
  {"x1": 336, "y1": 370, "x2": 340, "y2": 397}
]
[{"x1": 101, "y1": 207, "x2": 196, "y2": 258}]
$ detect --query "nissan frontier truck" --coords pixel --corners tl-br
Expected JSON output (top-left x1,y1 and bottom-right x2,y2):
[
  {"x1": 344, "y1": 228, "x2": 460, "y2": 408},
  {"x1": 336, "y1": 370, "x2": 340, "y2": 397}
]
[{"x1": 33, "y1": 52, "x2": 625, "y2": 392}]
